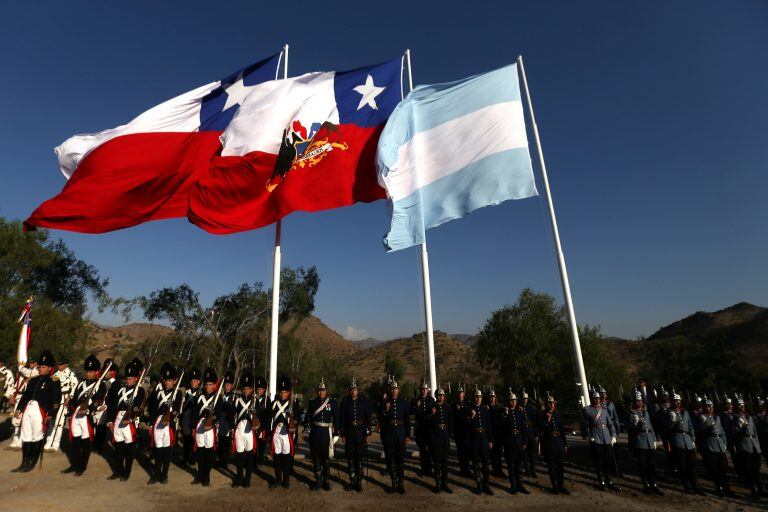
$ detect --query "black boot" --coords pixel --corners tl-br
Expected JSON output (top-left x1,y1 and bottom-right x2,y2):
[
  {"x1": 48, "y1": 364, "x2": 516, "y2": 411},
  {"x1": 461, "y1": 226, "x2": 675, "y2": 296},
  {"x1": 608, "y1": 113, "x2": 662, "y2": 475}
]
[
  {"x1": 607, "y1": 479, "x2": 621, "y2": 492},
  {"x1": 270, "y1": 455, "x2": 282, "y2": 489},
  {"x1": 11, "y1": 443, "x2": 31, "y2": 472},
  {"x1": 232, "y1": 452, "x2": 244, "y2": 487},
  {"x1": 243, "y1": 452, "x2": 253, "y2": 488},
  {"x1": 161, "y1": 448, "x2": 171, "y2": 484},
  {"x1": 78, "y1": 441, "x2": 92, "y2": 475},
  {"x1": 282, "y1": 456, "x2": 292, "y2": 488},
  {"x1": 21, "y1": 442, "x2": 40, "y2": 472},
  {"x1": 311, "y1": 459, "x2": 321, "y2": 491}
]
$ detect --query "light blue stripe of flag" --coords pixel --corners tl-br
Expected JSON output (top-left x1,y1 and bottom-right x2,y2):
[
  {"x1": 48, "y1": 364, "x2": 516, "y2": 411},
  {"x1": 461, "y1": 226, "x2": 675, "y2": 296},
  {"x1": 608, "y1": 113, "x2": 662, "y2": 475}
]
[{"x1": 376, "y1": 63, "x2": 538, "y2": 252}]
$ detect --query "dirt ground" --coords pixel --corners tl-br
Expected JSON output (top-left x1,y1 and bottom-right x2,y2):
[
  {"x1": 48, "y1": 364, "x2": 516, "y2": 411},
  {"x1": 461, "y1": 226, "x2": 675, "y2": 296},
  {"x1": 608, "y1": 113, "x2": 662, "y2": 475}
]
[{"x1": 0, "y1": 413, "x2": 764, "y2": 512}]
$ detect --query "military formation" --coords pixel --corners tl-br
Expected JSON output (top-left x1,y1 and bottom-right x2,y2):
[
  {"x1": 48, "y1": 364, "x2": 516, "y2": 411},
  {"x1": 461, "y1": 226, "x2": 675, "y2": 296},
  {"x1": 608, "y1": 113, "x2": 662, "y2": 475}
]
[{"x1": 3, "y1": 352, "x2": 767, "y2": 503}]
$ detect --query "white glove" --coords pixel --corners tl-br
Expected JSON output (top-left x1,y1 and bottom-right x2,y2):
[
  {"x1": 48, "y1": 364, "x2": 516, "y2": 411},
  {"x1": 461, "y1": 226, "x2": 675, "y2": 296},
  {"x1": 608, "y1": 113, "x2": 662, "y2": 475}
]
[
  {"x1": 611, "y1": 436, "x2": 617, "y2": 445},
  {"x1": 654, "y1": 441, "x2": 661, "y2": 449}
]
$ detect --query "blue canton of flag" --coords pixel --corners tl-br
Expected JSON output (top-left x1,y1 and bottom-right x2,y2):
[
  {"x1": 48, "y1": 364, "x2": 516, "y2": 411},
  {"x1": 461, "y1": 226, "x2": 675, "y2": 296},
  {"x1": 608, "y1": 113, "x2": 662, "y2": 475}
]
[
  {"x1": 199, "y1": 53, "x2": 282, "y2": 131},
  {"x1": 333, "y1": 58, "x2": 403, "y2": 127}
]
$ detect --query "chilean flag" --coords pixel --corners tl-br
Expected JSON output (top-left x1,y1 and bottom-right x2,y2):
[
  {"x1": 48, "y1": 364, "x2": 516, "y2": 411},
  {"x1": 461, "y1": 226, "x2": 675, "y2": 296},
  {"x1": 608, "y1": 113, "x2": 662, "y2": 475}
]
[
  {"x1": 24, "y1": 54, "x2": 282, "y2": 233},
  {"x1": 17, "y1": 297, "x2": 32, "y2": 364},
  {"x1": 188, "y1": 58, "x2": 402, "y2": 233}
]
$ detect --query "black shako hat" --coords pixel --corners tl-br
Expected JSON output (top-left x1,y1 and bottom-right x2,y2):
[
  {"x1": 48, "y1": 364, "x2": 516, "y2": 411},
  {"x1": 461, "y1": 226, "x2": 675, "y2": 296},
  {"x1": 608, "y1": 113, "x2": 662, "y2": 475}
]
[
  {"x1": 223, "y1": 370, "x2": 234, "y2": 385},
  {"x1": 84, "y1": 355, "x2": 100, "y2": 372},
  {"x1": 255, "y1": 375, "x2": 267, "y2": 389},
  {"x1": 203, "y1": 367, "x2": 217, "y2": 384},
  {"x1": 189, "y1": 367, "x2": 202, "y2": 381},
  {"x1": 125, "y1": 358, "x2": 143, "y2": 378},
  {"x1": 278, "y1": 375, "x2": 292, "y2": 392},
  {"x1": 39, "y1": 350, "x2": 55, "y2": 367},
  {"x1": 240, "y1": 372, "x2": 254, "y2": 388},
  {"x1": 160, "y1": 362, "x2": 177, "y2": 380}
]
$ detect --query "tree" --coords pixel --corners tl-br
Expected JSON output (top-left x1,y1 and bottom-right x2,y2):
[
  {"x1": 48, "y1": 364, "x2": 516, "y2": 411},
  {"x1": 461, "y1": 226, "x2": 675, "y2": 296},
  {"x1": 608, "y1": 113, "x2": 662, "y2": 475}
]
[
  {"x1": 475, "y1": 288, "x2": 628, "y2": 411},
  {"x1": 0, "y1": 218, "x2": 108, "y2": 363},
  {"x1": 119, "y1": 267, "x2": 321, "y2": 381}
]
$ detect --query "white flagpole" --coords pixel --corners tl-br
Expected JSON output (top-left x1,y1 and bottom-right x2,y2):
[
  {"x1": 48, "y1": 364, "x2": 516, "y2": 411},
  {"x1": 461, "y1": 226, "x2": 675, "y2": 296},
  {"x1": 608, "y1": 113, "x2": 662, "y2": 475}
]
[
  {"x1": 267, "y1": 44, "x2": 289, "y2": 400},
  {"x1": 516, "y1": 55, "x2": 590, "y2": 407},
  {"x1": 404, "y1": 49, "x2": 438, "y2": 397}
]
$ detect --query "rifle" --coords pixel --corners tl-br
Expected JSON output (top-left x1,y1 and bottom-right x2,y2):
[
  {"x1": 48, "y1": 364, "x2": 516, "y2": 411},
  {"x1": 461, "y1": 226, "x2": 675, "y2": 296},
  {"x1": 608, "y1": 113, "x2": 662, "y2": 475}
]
[
  {"x1": 203, "y1": 378, "x2": 225, "y2": 431},
  {"x1": 161, "y1": 369, "x2": 184, "y2": 427},
  {"x1": 73, "y1": 361, "x2": 113, "y2": 417}
]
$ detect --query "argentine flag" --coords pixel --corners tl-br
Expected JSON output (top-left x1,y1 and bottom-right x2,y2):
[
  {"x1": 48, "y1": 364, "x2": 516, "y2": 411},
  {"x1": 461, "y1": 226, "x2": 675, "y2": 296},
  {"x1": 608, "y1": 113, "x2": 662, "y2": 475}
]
[{"x1": 376, "y1": 63, "x2": 538, "y2": 252}]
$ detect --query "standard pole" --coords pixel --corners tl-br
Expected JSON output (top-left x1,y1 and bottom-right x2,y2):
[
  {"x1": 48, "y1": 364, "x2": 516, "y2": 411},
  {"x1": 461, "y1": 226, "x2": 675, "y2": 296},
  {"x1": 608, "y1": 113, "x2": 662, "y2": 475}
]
[
  {"x1": 517, "y1": 55, "x2": 590, "y2": 407},
  {"x1": 405, "y1": 49, "x2": 438, "y2": 397},
  {"x1": 267, "y1": 44, "x2": 289, "y2": 400}
]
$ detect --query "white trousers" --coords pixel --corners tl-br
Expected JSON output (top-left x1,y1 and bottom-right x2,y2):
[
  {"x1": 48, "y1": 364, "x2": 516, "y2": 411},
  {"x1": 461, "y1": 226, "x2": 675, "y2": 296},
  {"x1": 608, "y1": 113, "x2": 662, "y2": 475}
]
[
  {"x1": 273, "y1": 432, "x2": 291, "y2": 455},
  {"x1": 153, "y1": 416, "x2": 172, "y2": 448},
  {"x1": 195, "y1": 418, "x2": 216, "y2": 448},
  {"x1": 234, "y1": 419, "x2": 255, "y2": 453},
  {"x1": 70, "y1": 413, "x2": 91, "y2": 440},
  {"x1": 20, "y1": 401, "x2": 45, "y2": 442},
  {"x1": 112, "y1": 411, "x2": 136, "y2": 443}
]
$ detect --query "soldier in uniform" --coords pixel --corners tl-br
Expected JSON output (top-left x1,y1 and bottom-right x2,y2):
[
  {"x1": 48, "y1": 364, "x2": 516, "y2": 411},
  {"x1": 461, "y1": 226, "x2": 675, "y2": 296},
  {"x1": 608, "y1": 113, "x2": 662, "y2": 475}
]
[
  {"x1": 518, "y1": 389, "x2": 538, "y2": 477},
  {"x1": 94, "y1": 359, "x2": 118, "y2": 455},
  {"x1": 61, "y1": 355, "x2": 106, "y2": 476},
  {"x1": 500, "y1": 389, "x2": 528, "y2": 494},
  {"x1": 452, "y1": 385, "x2": 470, "y2": 476},
  {"x1": 106, "y1": 358, "x2": 145, "y2": 481},
  {"x1": 487, "y1": 387, "x2": 504, "y2": 477},
  {"x1": 582, "y1": 389, "x2": 620, "y2": 491},
  {"x1": 664, "y1": 389, "x2": 701, "y2": 494},
  {"x1": 180, "y1": 367, "x2": 201, "y2": 466},
  {"x1": 9, "y1": 358, "x2": 39, "y2": 449},
  {"x1": 232, "y1": 372, "x2": 258, "y2": 488},
  {"x1": 429, "y1": 386, "x2": 453, "y2": 493},
  {"x1": 270, "y1": 375, "x2": 302, "y2": 489},
  {"x1": 191, "y1": 368, "x2": 223, "y2": 487},
  {"x1": 253, "y1": 375, "x2": 271, "y2": 468},
  {"x1": 147, "y1": 362, "x2": 182, "y2": 485},
  {"x1": 217, "y1": 370, "x2": 236, "y2": 471},
  {"x1": 599, "y1": 386, "x2": 622, "y2": 477},
  {"x1": 0, "y1": 358, "x2": 14, "y2": 413},
  {"x1": 537, "y1": 393, "x2": 569, "y2": 495},
  {"x1": 11, "y1": 350, "x2": 61, "y2": 473},
  {"x1": 412, "y1": 380, "x2": 435, "y2": 477},
  {"x1": 466, "y1": 386, "x2": 493, "y2": 495},
  {"x1": 44, "y1": 357, "x2": 78, "y2": 452},
  {"x1": 379, "y1": 378, "x2": 410, "y2": 494},
  {"x1": 339, "y1": 377, "x2": 371, "y2": 492},
  {"x1": 732, "y1": 394, "x2": 765, "y2": 500},
  {"x1": 306, "y1": 378, "x2": 338, "y2": 491},
  {"x1": 696, "y1": 396, "x2": 736, "y2": 497},
  {"x1": 627, "y1": 390, "x2": 662, "y2": 495},
  {"x1": 756, "y1": 397, "x2": 768, "y2": 468},
  {"x1": 720, "y1": 394, "x2": 737, "y2": 474}
]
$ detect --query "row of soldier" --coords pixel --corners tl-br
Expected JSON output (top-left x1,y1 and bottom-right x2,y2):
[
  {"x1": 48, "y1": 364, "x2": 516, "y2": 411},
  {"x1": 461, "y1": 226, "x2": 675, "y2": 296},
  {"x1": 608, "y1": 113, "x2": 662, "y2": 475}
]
[
  {"x1": 582, "y1": 383, "x2": 767, "y2": 501},
  {"x1": 5, "y1": 352, "x2": 766, "y2": 500},
  {"x1": 4, "y1": 351, "x2": 568, "y2": 496}
]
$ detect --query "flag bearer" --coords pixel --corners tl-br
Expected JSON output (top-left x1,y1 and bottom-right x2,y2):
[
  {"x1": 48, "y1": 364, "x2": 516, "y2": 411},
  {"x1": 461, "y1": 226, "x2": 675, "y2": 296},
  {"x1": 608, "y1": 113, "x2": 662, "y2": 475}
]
[
  {"x1": 11, "y1": 351, "x2": 60, "y2": 473},
  {"x1": 61, "y1": 355, "x2": 105, "y2": 476},
  {"x1": 306, "y1": 378, "x2": 338, "y2": 491},
  {"x1": 147, "y1": 363, "x2": 181, "y2": 485},
  {"x1": 107, "y1": 358, "x2": 144, "y2": 481},
  {"x1": 10, "y1": 358, "x2": 39, "y2": 449}
]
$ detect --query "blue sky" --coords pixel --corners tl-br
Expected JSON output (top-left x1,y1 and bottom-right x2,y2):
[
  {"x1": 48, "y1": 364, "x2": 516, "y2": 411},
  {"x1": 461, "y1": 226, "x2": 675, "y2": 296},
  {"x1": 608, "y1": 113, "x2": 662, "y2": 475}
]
[{"x1": 2, "y1": 1, "x2": 767, "y2": 341}]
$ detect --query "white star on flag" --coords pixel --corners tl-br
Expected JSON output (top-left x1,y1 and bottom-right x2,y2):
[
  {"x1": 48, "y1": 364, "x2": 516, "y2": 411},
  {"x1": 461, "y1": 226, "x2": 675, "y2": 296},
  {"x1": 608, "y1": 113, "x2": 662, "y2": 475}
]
[
  {"x1": 353, "y1": 75, "x2": 385, "y2": 111},
  {"x1": 222, "y1": 72, "x2": 253, "y2": 111}
]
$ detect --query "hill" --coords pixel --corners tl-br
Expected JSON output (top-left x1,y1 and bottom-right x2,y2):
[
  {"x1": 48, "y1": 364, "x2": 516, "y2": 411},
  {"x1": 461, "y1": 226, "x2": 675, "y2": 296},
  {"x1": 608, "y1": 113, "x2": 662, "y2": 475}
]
[
  {"x1": 283, "y1": 315, "x2": 357, "y2": 359},
  {"x1": 85, "y1": 322, "x2": 173, "y2": 363},
  {"x1": 343, "y1": 330, "x2": 495, "y2": 389}
]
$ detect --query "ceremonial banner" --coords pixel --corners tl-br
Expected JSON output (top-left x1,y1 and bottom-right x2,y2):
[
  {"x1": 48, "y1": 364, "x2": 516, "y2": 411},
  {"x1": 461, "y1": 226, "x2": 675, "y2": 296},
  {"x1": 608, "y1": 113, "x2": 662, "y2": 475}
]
[
  {"x1": 188, "y1": 59, "x2": 401, "y2": 234},
  {"x1": 17, "y1": 297, "x2": 32, "y2": 364},
  {"x1": 376, "y1": 63, "x2": 538, "y2": 252},
  {"x1": 24, "y1": 54, "x2": 282, "y2": 233}
]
